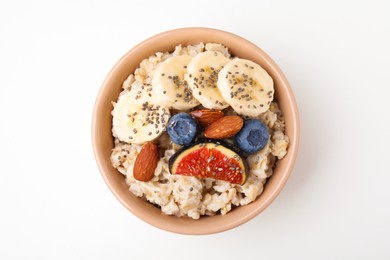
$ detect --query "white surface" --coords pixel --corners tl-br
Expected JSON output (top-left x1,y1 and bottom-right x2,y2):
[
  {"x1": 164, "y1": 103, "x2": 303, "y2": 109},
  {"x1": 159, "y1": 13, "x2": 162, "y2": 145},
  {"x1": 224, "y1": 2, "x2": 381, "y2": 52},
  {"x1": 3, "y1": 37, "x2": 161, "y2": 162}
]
[{"x1": 1, "y1": 0, "x2": 389, "y2": 259}]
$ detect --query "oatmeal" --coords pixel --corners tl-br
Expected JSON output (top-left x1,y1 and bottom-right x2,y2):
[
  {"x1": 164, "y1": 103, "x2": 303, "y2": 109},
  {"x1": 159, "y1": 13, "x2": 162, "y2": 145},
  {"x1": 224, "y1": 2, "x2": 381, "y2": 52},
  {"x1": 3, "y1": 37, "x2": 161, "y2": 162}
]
[{"x1": 110, "y1": 43, "x2": 289, "y2": 219}]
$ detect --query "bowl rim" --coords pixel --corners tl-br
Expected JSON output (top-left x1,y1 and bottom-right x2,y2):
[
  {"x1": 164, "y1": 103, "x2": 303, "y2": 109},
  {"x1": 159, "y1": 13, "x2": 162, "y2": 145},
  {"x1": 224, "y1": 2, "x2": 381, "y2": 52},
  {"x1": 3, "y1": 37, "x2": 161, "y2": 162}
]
[{"x1": 92, "y1": 27, "x2": 300, "y2": 235}]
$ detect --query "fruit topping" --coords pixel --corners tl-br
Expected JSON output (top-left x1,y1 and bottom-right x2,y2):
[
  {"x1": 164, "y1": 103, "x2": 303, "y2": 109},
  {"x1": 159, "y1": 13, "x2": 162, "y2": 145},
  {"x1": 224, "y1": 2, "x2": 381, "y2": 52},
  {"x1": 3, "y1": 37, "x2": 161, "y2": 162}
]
[
  {"x1": 112, "y1": 90, "x2": 170, "y2": 144},
  {"x1": 167, "y1": 113, "x2": 197, "y2": 146},
  {"x1": 217, "y1": 58, "x2": 274, "y2": 117},
  {"x1": 189, "y1": 109, "x2": 224, "y2": 127},
  {"x1": 235, "y1": 119, "x2": 269, "y2": 154},
  {"x1": 169, "y1": 142, "x2": 248, "y2": 185},
  {"x1": 204, "y1": 115, "x2": 243, "y2": 139},
  {"x1": 152, "y1": 55, "x2": 200, "y2": 110},
  {"x1": 133, "y1": 142, "x2": 160, "y2": 182},
  {"x1": 185, "y1": 51, "x2": 230, "y2": 110}
]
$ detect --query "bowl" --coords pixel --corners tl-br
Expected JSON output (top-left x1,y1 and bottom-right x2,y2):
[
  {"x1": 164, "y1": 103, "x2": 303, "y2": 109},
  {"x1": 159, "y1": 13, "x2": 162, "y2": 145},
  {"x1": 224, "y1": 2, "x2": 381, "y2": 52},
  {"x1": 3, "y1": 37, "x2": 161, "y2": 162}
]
[{"x1": 92, "y1": 27, "x2": 300, "y2": 235}]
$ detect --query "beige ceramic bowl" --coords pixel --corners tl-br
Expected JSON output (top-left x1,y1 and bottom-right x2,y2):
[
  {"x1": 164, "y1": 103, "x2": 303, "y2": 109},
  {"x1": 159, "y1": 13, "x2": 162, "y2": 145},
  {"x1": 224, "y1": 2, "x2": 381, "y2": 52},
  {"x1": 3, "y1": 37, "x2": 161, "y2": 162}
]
[{"x1": 92, "y1": 28, "x2": 299, "y2": 235}]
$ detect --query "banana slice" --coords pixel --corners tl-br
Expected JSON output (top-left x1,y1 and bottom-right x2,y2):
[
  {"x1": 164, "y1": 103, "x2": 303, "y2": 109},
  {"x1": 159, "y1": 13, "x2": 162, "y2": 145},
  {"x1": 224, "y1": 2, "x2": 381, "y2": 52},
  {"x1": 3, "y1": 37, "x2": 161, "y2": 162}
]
[
  {"x1": 152, "y1": 55, "x2": 199, "y2": 110},
  {"x1": 217, "y1": 58, "x2": 274, "y2": 117},
  {"x1": 112, "y1": 89, "x2": 170, "y2": 144},
  {"x1": 185, "y1": 51, "x2": 230, "y2": 110}
]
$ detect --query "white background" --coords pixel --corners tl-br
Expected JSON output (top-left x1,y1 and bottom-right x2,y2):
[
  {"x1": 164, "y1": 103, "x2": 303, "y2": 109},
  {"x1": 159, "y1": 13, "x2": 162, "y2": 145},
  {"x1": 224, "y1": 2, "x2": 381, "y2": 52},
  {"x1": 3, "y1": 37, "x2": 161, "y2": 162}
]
[{"x1": 1, "y1": 0, "x2": 389, "y2": 259}]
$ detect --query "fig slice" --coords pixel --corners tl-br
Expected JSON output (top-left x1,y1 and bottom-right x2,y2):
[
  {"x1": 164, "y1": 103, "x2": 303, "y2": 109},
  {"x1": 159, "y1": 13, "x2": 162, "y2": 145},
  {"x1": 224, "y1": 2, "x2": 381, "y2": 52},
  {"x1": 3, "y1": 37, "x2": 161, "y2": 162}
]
[{"x1": 169, "y1": 142, "x2": 248, "y2": 185}]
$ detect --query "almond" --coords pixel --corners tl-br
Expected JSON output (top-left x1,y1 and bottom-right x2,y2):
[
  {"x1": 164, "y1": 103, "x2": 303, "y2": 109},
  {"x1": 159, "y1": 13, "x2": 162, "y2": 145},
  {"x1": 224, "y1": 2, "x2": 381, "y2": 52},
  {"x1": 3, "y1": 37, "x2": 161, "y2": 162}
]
[
  {"x1": 133, "y1": 142, "x2": 159, "y2": 182},
  {"x1": 189, "y1": 109, "x2": 224, "y2": 127},
  {"x1": 204, "y1": 115, "x2": 244, "y2": 139}
]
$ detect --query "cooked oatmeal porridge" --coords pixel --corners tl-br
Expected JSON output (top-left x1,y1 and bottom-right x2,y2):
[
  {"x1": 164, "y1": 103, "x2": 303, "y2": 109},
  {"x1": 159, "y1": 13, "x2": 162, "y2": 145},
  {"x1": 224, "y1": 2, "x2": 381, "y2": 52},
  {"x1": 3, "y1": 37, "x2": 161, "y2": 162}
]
[{"x1": 110, "y1": 43, "x2": 289, "y2": 219}]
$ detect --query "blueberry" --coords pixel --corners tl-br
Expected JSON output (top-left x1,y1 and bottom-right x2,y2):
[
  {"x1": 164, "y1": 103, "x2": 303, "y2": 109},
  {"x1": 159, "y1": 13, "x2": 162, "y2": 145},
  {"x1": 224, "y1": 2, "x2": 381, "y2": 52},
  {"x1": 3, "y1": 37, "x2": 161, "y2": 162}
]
[
  {"x1": 167, "y1": 113, "x2": 197, "y2": 146},
  {"x1": 235, "y1": 119, "x2": 269, "y2": 154}
]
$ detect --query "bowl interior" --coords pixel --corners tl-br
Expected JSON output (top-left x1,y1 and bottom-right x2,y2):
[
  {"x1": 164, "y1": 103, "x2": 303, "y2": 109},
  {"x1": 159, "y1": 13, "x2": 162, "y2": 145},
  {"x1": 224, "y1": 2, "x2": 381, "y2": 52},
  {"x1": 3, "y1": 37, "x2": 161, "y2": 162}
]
[{"x1": 92, "y1": 28, "x2": 299, "y2": 235}]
